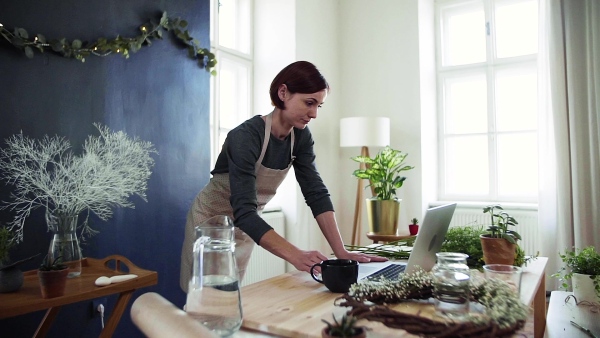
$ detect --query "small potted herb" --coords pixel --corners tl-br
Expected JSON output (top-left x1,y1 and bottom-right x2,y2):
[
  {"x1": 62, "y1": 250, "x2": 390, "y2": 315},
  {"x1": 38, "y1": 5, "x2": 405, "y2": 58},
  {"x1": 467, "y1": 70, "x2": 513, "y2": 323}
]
[
  {"x1": 321, "y1": 314, "x2": 366, "y2": 338},
  {"x1": 38, "y1": 254, "x2": 69, "y2": 298},
  {"x1": 480, "y1": 204, "x2": 522, "y2": 265},
  {"x1": 552, "y1": 246, "x2": 600, "y2": 302},
  {"x1": 408, "y1": 218, "x2": 419, "y2": 236}
]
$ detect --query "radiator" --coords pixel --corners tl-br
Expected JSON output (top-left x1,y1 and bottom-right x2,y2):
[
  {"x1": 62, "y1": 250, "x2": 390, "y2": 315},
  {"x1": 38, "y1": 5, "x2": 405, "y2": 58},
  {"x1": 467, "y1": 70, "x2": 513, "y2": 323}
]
[
  {"x1": 241, "y1": 211, "x2": 286, "y2": 287},
  {"x1": 448, "y1": 206, "x2": 540, "y2": 257}
]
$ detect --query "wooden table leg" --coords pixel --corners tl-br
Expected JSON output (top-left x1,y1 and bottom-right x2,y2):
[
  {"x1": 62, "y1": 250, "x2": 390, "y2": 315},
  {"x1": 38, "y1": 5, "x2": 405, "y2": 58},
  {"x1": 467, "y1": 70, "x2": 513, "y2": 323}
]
[
  {"x1": 533, "y1": 273, "x2": 546, "y2": 338},
  {"x1": 100, "y1": 290, "x2": 134, "y2": 338},
  {"x1": 33, "y1": 306, "x2": 61, "y2": 338}
]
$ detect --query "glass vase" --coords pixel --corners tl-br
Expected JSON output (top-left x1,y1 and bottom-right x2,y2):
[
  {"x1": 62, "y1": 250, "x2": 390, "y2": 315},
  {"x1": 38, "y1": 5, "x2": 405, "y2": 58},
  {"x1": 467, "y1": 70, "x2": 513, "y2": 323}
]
[
  {"x1": 46, "y1": 213, "x2": 82, "y2": 278},
  {"x1": 432, "y1": 252, "x2": 470, "y2": 318}
]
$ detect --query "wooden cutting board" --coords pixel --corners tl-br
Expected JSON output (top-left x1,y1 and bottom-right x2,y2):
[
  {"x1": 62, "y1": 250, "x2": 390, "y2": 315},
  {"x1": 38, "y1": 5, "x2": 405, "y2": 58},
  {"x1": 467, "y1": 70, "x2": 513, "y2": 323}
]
[{"x1": 240, "y1": 270, "x2": 422, "y2": 337}]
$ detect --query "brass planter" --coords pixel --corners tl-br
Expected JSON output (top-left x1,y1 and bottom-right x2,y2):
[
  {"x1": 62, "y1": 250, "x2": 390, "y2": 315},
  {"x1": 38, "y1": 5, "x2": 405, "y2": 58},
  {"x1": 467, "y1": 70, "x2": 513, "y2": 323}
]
[{"x1": 365, "y1": 198, "x2": 400, "y2": 235}]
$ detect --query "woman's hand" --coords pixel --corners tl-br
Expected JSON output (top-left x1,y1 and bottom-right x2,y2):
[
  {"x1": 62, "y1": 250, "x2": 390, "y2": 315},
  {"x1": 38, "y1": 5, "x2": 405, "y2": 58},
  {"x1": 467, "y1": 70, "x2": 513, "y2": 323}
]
[{"x1": 289, "y1": 250, "x2": 329, "y2": 273}]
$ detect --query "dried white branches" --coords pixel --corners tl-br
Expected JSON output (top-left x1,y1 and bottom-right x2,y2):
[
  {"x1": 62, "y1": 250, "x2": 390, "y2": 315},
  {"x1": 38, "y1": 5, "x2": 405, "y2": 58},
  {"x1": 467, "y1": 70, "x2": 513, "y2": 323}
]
[{"x1": 0, "y1": 123, "x2": 157, "y2": 242}]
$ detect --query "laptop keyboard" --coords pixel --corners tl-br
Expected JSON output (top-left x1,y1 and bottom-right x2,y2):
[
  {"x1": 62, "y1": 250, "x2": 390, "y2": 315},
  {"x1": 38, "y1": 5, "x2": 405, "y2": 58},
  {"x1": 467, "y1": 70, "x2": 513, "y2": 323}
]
[{"x1": 365, "y1": 264, "x2": 406, "y2": 281}]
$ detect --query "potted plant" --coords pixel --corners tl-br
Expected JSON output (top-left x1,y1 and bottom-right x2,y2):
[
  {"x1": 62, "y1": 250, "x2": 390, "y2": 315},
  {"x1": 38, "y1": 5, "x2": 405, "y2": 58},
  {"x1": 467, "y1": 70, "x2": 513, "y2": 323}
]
[
  {"x1": 408, "y1": 218, "x2": 419, "y2": 236},
  {"x1": 0, "y1": 226, "x2": 21, "y2": 293},
  {"x1": 479, "y1": 204, "x2": 522, "y2": 265},
  {"x1": 38, "y1": 254, "x2": 69, "y2": 298},
  {"x1": 0, "y1": 123, "x2": 156, "y2": 277},
  {"x1": 552, "y1": 246, "x2": 600, "y2": 302},
  {"x1": 321, "y1": 314, "x2": 366, "y2": 338},
  {"x1": 352, "y1": 146, "x2": 414, "y2": 235}
]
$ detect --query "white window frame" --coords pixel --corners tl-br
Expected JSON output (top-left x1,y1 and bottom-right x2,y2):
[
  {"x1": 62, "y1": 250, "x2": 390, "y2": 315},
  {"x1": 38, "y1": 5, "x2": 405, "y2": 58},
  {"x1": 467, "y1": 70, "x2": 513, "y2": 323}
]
[
  {"x1": 210, "y1": 0, "x2": 254, "y2": 166},
  {"x1": 435, "y1": 0, "x2": 539, "y2": 203}
]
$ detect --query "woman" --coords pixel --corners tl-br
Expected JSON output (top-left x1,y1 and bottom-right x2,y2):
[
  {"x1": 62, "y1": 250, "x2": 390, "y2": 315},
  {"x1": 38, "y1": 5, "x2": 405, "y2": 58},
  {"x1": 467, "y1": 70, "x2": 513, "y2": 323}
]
[{"x1": 180, "y1": 61, "x2": 386, "y2": 292}]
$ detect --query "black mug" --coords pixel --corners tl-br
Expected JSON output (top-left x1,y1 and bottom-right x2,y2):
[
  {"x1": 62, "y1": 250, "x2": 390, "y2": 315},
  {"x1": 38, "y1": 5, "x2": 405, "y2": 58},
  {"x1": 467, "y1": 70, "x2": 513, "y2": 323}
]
[{"x1": 310, "y1": 259, "x2": 358, "y2": 293}]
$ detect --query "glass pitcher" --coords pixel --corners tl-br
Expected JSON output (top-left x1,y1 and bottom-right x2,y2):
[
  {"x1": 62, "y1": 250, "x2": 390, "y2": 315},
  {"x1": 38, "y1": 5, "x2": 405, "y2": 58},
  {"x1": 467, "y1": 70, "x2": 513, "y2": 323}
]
[{"x1": 185, "y1": 215, "x2": 243, "y2": 337}]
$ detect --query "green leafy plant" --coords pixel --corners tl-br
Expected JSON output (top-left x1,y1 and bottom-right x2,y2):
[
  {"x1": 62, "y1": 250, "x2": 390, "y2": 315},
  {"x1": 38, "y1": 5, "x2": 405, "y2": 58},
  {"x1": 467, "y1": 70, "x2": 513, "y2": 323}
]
[
  {"x1": 345, "y1": 223, "x2": 537, "y2": 268},
  {"x1": 439, "y1": 225, "x2": 486, "y2": 269},
  {"x1": 551, "y1": 246, "x2": 600, "y2": 298},
  {"x1": 0, "y1": 226, "x2": 16, "y2": 265},
  {"x1": 482, "y1": 204, "x2": 521, "y2": 244},
  {"x1": 351, "y1": 146, "x2": 414, "y2": 200},
  {"x1": 0, "y1": 11, "x2": 217, "y2": 74},
  {"x1": 321, "y1": 314, "x2": 365, "y2": 337},
  {"x1": 410, "y1": 218, "x2": 418, "y2": 225},
  {"x1": 39, "y1": 254, "x2": 68, "y2": 271}
]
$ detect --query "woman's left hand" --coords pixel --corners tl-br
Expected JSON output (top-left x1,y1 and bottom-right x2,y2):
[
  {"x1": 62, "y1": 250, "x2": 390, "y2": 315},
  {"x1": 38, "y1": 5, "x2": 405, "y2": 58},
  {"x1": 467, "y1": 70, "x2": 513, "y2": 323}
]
[{"x1": 335, "y1": 250, "x2": 388, "y2": 263}]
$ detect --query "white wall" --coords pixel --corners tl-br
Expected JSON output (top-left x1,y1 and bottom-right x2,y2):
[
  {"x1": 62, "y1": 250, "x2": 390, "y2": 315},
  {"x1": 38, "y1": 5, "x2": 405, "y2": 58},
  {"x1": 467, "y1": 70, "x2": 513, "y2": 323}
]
[
  {"x1": 254, "y1": 0, "x2": 300, "y2": 250},
  {"x1": 255, "y1": 0, "x2": 435, "y2": 254},
  {"x1": 335, "y1": 0, "x2": 429, "y2": 246},
  {"x1": 295, "y1": 0, "x2": 342, "y2": 253}
]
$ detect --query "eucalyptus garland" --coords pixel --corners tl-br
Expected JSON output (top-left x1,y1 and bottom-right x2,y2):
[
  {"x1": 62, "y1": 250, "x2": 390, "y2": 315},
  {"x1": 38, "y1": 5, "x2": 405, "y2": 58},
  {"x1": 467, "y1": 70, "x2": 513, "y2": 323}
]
[
  {"x1": 0, "y1": 11, "x2": 216, "y2": 74},
  {"x1": 337, "y1": 268, "x2": 530, "y2": 338}
]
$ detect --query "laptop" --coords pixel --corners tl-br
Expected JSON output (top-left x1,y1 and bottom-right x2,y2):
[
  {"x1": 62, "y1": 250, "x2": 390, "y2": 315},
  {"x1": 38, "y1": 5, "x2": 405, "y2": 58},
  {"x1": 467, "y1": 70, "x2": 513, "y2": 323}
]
[{"x1": 357, "y1": 203, "x2": 457, "y2": 281}]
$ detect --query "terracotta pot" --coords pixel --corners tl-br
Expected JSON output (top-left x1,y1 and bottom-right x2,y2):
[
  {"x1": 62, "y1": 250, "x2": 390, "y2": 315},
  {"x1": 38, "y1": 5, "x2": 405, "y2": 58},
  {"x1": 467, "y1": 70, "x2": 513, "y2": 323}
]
[
  {"x1": 479, "y1": 235, "x2": 516, "y2": 265},
  {"x1": 321, "y1": 327, "x2": 367, "y2": 338},
  {"x1": 38, "y1": 268, "x2": 69, "y2": 298}
]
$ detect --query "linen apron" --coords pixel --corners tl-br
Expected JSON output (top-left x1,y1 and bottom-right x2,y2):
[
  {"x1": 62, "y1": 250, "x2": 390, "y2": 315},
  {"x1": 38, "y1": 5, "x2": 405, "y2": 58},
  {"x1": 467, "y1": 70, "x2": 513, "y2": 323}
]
[{"x1": 180, "y1": 114, "x2": 295, "y2": 292}]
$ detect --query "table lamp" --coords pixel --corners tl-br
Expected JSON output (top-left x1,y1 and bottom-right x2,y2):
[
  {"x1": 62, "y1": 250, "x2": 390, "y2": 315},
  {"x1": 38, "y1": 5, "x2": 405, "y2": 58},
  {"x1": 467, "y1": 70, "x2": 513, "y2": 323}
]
[{"x1": 340, "y1": 117, "x2": 390, "y2": 246}]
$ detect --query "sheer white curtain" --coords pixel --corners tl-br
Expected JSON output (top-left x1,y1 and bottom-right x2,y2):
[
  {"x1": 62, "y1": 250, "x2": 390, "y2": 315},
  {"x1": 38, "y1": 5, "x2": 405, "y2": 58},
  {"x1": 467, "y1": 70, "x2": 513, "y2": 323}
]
[{"x1": 539, "y1": 0, "x2": 600, "y2": 289}]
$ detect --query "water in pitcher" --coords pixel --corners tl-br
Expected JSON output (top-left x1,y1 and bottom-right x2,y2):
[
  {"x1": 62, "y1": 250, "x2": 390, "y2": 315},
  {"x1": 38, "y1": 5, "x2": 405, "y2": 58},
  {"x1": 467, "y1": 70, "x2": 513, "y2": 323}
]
[{"x1": 186, "y1": 275, "x2": 242, "y2": 336}]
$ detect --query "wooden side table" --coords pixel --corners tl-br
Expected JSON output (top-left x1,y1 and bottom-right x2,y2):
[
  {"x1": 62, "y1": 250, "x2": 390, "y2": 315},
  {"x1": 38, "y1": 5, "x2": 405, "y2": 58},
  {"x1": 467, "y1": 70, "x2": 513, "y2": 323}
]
[
  {"x1": 544, "y1": 291, "x2": 599, "y2": 338},
  {"x1": 0, "y1": 255, "x2": 158, "y2": 338},
  {"x1": 366, "y1": 232, "x2": 413, "y2": 244}
]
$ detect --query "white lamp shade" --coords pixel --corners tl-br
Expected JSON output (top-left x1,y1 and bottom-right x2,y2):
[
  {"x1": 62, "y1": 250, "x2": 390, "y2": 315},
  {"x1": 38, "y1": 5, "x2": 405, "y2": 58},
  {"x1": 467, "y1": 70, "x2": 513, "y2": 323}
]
[{"x1": 340, "y1": 117, "x2": 390, "y2": 147}]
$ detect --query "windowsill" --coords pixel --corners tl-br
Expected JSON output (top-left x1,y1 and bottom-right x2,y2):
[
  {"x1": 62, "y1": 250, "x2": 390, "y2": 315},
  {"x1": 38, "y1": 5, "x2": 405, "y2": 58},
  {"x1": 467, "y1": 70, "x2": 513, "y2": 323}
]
[{"x1": 429, "y1": 201, "x2": 538, "y2": 211}]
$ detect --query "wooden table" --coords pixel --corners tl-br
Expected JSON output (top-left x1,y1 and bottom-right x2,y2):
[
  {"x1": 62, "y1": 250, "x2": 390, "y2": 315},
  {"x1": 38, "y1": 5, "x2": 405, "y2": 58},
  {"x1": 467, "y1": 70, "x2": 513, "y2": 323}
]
[
  {"x1": 544, "y1": 291, "x2": 600, "y2": 338},
  {"x1": 239, "y1": 257, "x2": 547, "y2": 337},
  {"x1": 0, "y1": 255, "x2": 158, "y2": 338}
]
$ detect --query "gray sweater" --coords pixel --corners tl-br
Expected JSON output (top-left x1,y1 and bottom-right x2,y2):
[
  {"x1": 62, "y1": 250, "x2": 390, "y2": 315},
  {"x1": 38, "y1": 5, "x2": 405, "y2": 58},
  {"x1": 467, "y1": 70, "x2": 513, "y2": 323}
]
[{"x1": 211, "y1": 115, "x2": 334, "y2": 243}]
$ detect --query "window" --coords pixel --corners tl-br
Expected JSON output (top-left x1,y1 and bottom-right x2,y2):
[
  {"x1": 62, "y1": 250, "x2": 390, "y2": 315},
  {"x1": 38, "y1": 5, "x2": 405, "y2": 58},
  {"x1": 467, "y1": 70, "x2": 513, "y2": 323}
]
[
  {"x1": 210, "y1": 0, "x2": 253, "y2": 165},
  {"x1": 436, "y1": 0, "x2": 539, "y2": 203}
]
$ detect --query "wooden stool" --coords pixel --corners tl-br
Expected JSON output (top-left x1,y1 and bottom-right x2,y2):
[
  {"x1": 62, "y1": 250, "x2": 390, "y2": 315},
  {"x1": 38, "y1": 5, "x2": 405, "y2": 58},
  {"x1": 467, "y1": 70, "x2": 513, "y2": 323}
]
[{"x1": 366, "y1": 232, "x2": 413, "y2": 244}]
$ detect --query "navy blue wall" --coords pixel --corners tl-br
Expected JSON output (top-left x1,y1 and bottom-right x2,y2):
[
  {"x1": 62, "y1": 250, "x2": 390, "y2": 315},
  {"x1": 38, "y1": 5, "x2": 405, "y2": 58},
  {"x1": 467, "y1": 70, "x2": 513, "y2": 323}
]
[{"x1": 0, "y1": 1, "x2": 210, "y2": 336}]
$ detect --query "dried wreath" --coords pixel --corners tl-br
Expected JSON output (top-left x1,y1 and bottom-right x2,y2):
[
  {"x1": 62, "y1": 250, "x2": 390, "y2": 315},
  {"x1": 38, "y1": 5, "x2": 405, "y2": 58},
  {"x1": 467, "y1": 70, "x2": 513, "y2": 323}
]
[{"x1": 336, "y1": 268, "x2": 530, "y2": 338}]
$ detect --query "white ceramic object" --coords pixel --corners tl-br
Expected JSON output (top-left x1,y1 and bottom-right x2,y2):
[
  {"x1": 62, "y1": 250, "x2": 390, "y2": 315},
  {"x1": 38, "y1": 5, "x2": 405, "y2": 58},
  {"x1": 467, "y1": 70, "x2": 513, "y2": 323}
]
[
  {"x1": 110, "y1": 274, "x2": 138, "y2": 283},
  {"x1": 95, "y1": 276, "x2": 111, "y2": 286},
  {"x1": 94, "y1": 274, "x2": 138, "y2": 286},
  {"x1": 572, "y1": 273, "x2": 600, "y2": 302}
]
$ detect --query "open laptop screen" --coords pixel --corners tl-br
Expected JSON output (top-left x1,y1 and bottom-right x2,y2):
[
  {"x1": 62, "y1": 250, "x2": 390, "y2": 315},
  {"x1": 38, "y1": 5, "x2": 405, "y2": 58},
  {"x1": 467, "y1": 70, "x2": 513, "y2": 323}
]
[{"x1": 357, "y1": 203, "x2": 457, "y2": 281}]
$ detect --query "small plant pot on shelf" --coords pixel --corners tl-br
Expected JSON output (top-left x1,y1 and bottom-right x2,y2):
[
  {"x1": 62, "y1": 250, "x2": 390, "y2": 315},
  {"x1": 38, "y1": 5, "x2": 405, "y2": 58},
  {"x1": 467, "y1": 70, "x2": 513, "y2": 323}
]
[
  {"x1": 408, "y1": 224, "x2": 419, "y2": 236},
  {"x1": 38, "y1": 268, "x2": 69, "y2": 298},
  {"x1": 480, "y1": 235, "x2": 516, "y2": 265},
  {"x1": 0, "y1": 265, "x2": 23, "y2": 293}
]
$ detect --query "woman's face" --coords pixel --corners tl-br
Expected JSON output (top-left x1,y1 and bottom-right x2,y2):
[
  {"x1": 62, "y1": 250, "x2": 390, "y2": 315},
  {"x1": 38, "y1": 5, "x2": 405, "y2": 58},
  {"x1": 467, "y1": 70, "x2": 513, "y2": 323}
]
[{"x1": 279, "y1": 85, "x2": 327, "y2": 130}]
